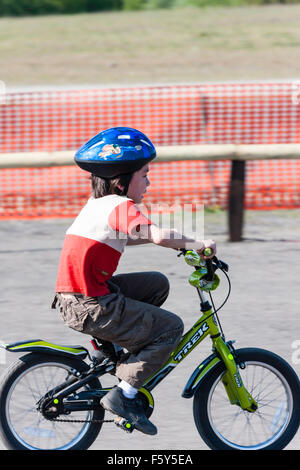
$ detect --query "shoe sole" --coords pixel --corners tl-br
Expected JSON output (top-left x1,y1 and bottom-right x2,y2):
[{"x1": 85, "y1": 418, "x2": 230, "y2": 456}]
[{"x1": 100, "y1": 398, "x2": 157, "y2": 436}]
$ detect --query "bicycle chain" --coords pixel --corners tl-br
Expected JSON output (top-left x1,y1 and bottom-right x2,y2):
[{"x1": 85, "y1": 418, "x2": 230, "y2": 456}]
[{"x1": 49, "y1": 416, "x2": 114, "y2": 424}]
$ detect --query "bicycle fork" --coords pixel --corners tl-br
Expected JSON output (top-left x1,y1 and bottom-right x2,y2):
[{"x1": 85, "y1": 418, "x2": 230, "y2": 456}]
[
  {"x1": 198, "y1": 289, "x2": 258, "y2": 413},
  {"x1": 213, "y1": 336, "x2": 258, "y2": 412}
]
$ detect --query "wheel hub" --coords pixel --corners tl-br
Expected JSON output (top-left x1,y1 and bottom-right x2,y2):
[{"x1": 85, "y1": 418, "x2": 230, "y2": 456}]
[{"x1": 39, "y1": 397, "x2": 63, "y2": 420}]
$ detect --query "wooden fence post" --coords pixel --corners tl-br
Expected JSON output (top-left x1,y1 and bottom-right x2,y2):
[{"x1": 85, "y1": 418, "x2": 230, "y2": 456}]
[{"x1": 228, "y1": 160, "x2": 246, "y2": 242}]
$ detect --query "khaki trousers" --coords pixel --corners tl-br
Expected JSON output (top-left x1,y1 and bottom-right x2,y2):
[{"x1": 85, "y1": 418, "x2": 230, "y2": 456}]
[{"x1": 56, "y1": 271, "x2": 184, "y2": 388}]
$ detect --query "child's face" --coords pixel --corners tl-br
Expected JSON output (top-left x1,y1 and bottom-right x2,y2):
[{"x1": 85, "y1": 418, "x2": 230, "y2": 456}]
[{"x1": 127, "y1": 164, "x2": 150, "y2": 204}]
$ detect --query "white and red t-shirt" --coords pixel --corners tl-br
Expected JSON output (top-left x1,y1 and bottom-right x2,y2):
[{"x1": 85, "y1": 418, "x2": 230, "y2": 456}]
[{"x1": 55, "y1": 195, "x2": 152, "y2": 296}]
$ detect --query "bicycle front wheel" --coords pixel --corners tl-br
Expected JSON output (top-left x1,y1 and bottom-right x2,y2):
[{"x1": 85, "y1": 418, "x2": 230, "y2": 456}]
[{"x1": 193, "y1": 348, "x2": 300, "y2": 450}]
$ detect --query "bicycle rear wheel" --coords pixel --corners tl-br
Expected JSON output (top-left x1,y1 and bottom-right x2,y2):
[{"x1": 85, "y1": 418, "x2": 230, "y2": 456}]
[
  {"x1": 0, "y1": 353, "x2": 104, "y2": 450},
  {"x1": 193, "y1": 348, "x2": 300, "y2": 450}
]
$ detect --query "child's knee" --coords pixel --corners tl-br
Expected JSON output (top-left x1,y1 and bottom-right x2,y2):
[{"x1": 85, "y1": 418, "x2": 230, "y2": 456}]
[
  {"x1": 153, "y1": 271, "x2": 170, "y2": 292},
  {"x1": 149, "y1": 271, "x2": 170, "y2": 306},
  {"x1": 156, "y1": 314, "x2": 184, "y2": 346}
]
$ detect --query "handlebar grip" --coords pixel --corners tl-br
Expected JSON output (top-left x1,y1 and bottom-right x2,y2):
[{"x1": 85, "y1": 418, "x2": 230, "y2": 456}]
[{"x1": 203, "y1": 247, "x2": 213, "y2": 257}]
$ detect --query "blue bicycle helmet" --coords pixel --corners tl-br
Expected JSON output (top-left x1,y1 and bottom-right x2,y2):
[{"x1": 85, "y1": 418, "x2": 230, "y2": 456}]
[{"x1": 74, "y1": 127, "x2": 156, "y2": 178}]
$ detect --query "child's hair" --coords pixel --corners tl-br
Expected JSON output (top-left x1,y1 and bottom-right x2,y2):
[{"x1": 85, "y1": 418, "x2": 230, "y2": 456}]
[{"x1": 90, "y1": 173, "x2": 133, "y2": 198}]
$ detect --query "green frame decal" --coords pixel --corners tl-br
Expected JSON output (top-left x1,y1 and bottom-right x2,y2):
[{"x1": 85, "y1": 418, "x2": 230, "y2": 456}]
[{"x1": 4, "y1": 339, "x2": 88, "y2": 357}]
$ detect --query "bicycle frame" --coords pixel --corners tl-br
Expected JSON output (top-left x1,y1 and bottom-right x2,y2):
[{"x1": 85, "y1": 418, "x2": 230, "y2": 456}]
[
  {"x1": 142, "y1": 288, "x2": 258, "y2": 412},
  {"x1": 3, "y1": 257, "x2": 258, "y2": 416},
  {"x1": 46, "y1": 286, "x2": 257, "y2": 415}
]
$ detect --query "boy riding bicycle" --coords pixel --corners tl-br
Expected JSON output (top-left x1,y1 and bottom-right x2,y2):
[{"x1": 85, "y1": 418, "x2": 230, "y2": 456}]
[{"x1": 54, "y1": 127, "x2": 216, "y2": 436}]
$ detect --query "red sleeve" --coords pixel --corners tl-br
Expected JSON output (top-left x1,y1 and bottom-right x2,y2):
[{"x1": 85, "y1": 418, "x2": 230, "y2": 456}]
[{"x1": 108, "y1": 200, "x2": 152, "y2": 235}]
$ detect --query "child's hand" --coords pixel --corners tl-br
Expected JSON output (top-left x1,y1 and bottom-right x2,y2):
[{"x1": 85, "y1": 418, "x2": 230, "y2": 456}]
[{"x1": 197, "y1": 240, "x2": 216, "y2": 259}]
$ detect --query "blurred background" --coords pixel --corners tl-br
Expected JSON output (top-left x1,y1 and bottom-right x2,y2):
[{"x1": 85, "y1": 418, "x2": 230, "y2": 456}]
[
  {"x1": 1, "y1": 1, "x2": 300, "y2": 230},
  {"x1": 0, "y1": 0, "x2": 299, "y2": 450}
]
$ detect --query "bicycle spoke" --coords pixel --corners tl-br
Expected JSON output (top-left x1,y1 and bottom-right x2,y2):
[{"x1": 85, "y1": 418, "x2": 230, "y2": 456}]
[
  {"x1": 5, "y1": 362, "x2": 94, "y2": 450},
  {"x1": 207, "y1": 361, "x2": 293, "y2": 449}
]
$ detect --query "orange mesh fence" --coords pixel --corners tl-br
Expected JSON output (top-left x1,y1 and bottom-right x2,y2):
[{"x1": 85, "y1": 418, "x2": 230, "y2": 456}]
[
  {"x1": 1, "y1": 160, "x2": 299, "y2": 219},
  {"x1": 1, "y1": 82, "x2": 300, "y2": 219}
]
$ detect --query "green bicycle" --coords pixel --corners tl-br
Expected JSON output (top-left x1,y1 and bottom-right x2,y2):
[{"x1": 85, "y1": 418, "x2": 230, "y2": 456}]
[{"x1": 0, "y1": 249, "x2": 299, "y2": 450}]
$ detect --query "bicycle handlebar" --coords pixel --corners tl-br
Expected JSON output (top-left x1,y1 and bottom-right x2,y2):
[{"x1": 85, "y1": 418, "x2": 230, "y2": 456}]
[
  {"x1": 178, "y1": 248, "x2": 230, "y2": 311},
  {"x1": 205, "y1": 259, "x2": 214, "y2": 281},
  {"x1": 178, "y1": 248, "x2": 229, "y2": 282}
]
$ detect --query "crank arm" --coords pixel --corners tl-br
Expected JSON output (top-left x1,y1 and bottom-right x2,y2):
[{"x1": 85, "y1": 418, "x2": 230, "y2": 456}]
[
  {"x1": 64, "y1": 401, "x2": 100, "y2": 412},
  {"x1": 65, "y1": 388, "x2": 109, "y2": 402},
  {"x1": 41, "y1": 386, "x2": 113, "y2": 417},
  {"x1": 58, "y1": 388, "x2": 114, "y2": 413}
]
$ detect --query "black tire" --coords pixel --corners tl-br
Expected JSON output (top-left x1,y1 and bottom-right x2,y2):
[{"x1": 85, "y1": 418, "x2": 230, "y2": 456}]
[
  {"x1": 0, "y1": 353, "x2": 105, "y2": 450},
  {"x1": 193, "y1": 348, "x2": 300, "y2": 450}
]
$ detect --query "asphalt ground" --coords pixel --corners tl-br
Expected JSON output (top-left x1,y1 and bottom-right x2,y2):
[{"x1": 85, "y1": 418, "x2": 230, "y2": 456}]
[{"x1": 0, "y1": 209, "x2": 299, "y2": 451}]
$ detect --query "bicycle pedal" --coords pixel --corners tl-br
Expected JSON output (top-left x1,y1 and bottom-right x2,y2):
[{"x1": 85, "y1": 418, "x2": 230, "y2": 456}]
[{"x1": 114, "y1": 416, "x2": 135, "y2": 433}]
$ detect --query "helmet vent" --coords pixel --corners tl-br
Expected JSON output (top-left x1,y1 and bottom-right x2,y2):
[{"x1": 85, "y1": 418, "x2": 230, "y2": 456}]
[
  {"x1": 140, "y1": 139, "x2": 152, "y2": 147},
  {"x1": 89, "y1": 140, "x2": 104, "y2": 149}
]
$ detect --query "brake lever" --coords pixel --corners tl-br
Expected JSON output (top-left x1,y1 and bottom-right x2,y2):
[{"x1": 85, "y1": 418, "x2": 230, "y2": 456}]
[
  {"x1": 177, "y1": 248, "x2": 187, "y2": 257},
  {"x1": 213, "y1": 257, "x2": 229, "y2": 273},
  {"x1": 204, "y1": 256, "x2": 229, "y2": 282}
]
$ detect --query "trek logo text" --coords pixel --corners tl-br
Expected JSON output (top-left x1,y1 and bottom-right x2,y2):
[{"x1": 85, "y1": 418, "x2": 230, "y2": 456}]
[{"x1": 174, "y1": 323, "x2": 209, "y2": 362}]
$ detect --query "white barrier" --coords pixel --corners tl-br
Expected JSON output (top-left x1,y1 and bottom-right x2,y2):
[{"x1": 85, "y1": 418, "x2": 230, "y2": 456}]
[
  {"x1": 1, "y1": 144, "x2": 300, "y2": 242},
  {"x1": 1, "y1": 144, "x2": 300, "y2": 168}
]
